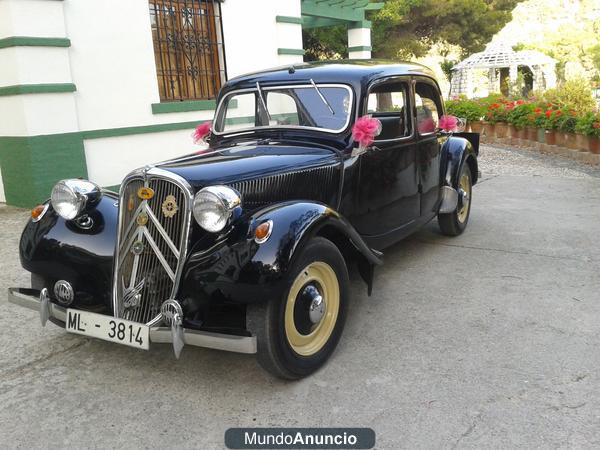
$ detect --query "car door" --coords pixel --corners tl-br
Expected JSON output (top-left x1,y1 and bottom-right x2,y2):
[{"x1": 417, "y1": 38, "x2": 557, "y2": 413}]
[
  {"x1": 351, "y1": 77, "x2": 420, "y2": 236},
  {"x1": 414, "y1": 78, "x2": 444, "y2": 217}
]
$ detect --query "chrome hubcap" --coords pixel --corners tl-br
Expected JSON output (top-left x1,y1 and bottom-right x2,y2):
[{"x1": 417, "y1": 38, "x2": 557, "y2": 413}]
[{"x1": 305, "y1": 285, "x2": 325, "y2": 324}]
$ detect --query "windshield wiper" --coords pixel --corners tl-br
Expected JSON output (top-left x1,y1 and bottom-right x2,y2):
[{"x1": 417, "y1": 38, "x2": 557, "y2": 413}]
[
  {"x1": 310, "y1": 79, "x2": 335, "y2": 115},
  {"x1": 255, "y1": 81, "x2": 271, "y2": 122}
]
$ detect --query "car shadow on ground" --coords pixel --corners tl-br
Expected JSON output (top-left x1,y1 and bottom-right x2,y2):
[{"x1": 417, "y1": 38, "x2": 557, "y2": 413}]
[{"x1": 39, "y1": 221, "x2": 449, "y2": 389}]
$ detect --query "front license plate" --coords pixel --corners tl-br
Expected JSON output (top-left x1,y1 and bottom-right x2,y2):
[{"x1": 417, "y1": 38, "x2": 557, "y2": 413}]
[{"x1": 65, "y1": 309, "x2": 149, "y2": 350}]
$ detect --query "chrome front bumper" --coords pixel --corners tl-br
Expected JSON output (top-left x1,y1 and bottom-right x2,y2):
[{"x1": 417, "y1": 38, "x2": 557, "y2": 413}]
[{"x1": 7, "y1": 288, "x2": 257, "y2": 355}]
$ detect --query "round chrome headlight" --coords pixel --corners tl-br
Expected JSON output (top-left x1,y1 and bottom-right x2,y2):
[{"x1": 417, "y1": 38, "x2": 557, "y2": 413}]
[
  {"x1": 193, "y1": 185, "x2": 241, "y2": 233},
  {"x1": 51, "y1": 179, "x2": 101, "y2": 220}
]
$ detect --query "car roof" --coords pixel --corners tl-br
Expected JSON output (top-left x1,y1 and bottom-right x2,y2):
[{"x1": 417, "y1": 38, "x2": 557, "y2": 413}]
[{"x1": 221, "y1": 60, "x2": 437, "y2": 94}]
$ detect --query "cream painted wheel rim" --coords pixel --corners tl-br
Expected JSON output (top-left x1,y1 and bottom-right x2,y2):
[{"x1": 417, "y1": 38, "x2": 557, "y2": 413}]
[
  {"x1": 284, "y1": 261, "x2": 340, "y2": 357},
  {"x1": 457, "y1": 171, "x2": 471, "y2": 223}
]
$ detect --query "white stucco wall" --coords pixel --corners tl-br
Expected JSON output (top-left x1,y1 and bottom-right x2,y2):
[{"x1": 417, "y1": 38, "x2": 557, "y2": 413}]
[
  {"x1": 0, "y1": 0, "x2": 306, "y2": 202},
  {"x1": 0, "y1": 0, "x2": 66, "y2": 39},
  {"x1": 84, "y1": 129, "x2": 207, "y2": 188},
  {"x1": 0, "y1": 94, "x2": 79, "y2": 136},
  {"x1": 0, "y1": 47, "x2": 72, "y2": 87},
  {"x1": 221, "y1": 0, "x2": 302, "y2": 78},
  {"x1": 61, "y1": 0, "x2": 301, "y2": 132},
  {"x1": 63, "y1": 0, "x2": 190, "y2": 131}
]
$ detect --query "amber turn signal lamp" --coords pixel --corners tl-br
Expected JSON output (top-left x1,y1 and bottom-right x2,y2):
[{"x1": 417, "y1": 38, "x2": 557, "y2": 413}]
[
  {"x1": 31, "y1": 204, "x2": 47, "y2": 222},
  {"x1": 254, "y1": 220, "x2": 273, "y2": 244}
]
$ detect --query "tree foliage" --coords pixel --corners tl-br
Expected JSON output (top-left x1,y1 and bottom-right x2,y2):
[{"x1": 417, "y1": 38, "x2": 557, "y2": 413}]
[
  {"x1": 303, "y1": 0, "x2": 522, "y2": 61},
  {"x1": 371, "y1": 0, "x2": 522, "y2": 59},
  {"x1": 495, "y1": 0, "x2": 600, "y2": 82},
  {"x1": 303, "y1": 26, "x2": 348, "y2": 61}
]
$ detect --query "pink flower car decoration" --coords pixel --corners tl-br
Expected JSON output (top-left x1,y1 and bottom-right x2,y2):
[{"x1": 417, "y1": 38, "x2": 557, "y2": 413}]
[
  {"x1": 439, "y1": 115, "x2": 459, "y2": 132},
  {"x1": 352, "y1": 115, "x2": 382, "y2": 151},
  {"x1": 192, "y1": 121, "x2": 212, "y2": 145}
]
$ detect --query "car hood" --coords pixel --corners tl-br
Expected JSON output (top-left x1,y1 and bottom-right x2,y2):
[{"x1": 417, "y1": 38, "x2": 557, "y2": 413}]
[{"x1": 155, "y1": 142, "x2": 341, "y2": 191}]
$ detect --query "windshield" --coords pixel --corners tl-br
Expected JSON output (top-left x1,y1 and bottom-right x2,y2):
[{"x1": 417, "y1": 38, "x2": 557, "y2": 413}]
[{"x1": 213, "y1": 84, "x2": 353, "y2": 134}]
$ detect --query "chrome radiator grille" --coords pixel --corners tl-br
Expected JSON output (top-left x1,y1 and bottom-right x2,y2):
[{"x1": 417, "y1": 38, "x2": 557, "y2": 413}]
[{"x1": 113, "y1": 170, "x2": 191, "y2": 325}]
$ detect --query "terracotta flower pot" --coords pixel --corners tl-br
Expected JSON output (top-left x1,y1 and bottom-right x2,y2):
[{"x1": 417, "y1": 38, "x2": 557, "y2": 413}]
[
  {"x1": 555, "y1": 131, "x2": 565, "y2": 147},
  {"x1": 518, "y1": 127, "x2": 528, "y2": 139},
  {"x1": 507, "y1": 124, "x2": 517, "y2": 138},
  {"x1": 589, "y1": 136, "x2": 600, "y2": 154},
  {"x1": 526, "y1": 127, "x2": 538, "y2": 141},
  {"x1": 545, "y1": 130, "x2": 556, "y2": 145},
  {"x1": 537, "y1": 128, "x2": 546, "y2": 144},
  {"x1": 575, "y1": 133, "x2": 588, "y2": 151},
  {"x1": 495, "y1": 122, "x2": 508, "y2": 139},
  {"x1": 565, "y1": 133, "x2": 579, "y2": 150},
  {"x1": 481, "y1": 122, "x2": 494, "y2": 138},
  {"x1": 470, "y1": 121, "x2": 483, "y2": 134}
]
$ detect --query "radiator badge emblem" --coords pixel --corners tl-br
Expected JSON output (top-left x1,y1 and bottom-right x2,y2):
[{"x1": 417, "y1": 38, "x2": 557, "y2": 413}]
[
  {"x1": 137, "y1": 187, "x2": 155, "y2": 200},
  {"x1": 123, "y1": 278, "x2": 144, "y2": 309},
  {"x1": 161, "y1": 195, "x2": 178, "y2": 218},
  {"x1": 136, "y1": 212, "x2": 149, "y2": 226}
]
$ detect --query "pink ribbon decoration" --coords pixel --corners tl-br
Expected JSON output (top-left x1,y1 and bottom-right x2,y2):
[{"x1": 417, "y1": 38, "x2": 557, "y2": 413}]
[
  {"x1": 192, "y1": 121, "x2": 212, "y2": 145},
  {"x1": 439, "y1": 115, "x2": 459, "y2": 132},
  {"x1": 352, "y1": 115, "x2": 382, "y2": 150}
]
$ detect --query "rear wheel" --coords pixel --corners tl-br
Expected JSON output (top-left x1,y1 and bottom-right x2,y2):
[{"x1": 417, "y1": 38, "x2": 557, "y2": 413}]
[
  {"x1": 438, "y1": 163, "x2": 472, "y2": 236},
  {"x1": 247, "y1": 237, "x2": 349, "y2": 379}
]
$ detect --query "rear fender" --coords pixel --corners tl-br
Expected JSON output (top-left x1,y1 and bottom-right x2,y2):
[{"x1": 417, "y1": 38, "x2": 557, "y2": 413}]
[{"x1": 441, "y1": 135, "x2": 479, "y2": 188}]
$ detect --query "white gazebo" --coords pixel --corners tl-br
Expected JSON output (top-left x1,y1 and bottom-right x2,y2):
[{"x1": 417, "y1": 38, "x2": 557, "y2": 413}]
[{"x1": 449, "y1": 43, "x2": 557, "y2": 98}]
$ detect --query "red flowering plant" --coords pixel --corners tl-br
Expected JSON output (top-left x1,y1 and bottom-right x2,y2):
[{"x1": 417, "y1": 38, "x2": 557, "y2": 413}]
[
  {"x1": 506, "y1": 100, "x2": 535, "y2": 129},
  {"x1": 543, "y1": 108, "x2": 564, "y2": 130},
  {"x1": 575, "y1": 112, "x2": 600, "y2": 137},
  {"x1": 484, "y1": 99, "x2": 513, "y2": 124}
]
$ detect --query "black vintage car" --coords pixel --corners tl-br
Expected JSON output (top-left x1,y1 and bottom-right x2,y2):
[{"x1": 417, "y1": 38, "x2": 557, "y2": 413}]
[{"x1": 9, "y1": 61, "x2": 478, "y2": 379}]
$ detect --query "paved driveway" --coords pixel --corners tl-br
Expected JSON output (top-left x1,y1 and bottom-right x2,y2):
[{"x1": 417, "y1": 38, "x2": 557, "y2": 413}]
[{"x1": 1, "y1": 146, "x2": 599, "y2": 449}]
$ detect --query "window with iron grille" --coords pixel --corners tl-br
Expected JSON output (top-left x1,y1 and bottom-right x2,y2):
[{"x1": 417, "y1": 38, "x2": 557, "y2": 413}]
[{"x1": 149, "y1": 0, "x2": 226, "y2": 102}]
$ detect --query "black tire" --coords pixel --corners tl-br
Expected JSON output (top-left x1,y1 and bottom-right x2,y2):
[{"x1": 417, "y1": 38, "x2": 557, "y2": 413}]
[
  {"x1": 247, "y1": 237, "x2": 349, "y2": 379},
  {"x1": 438, "y1": 163, "x2": 473, "y2": 236}
]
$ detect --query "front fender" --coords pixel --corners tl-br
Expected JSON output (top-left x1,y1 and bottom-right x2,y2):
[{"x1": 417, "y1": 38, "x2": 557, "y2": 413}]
[
  {"x1": 19, "y1": 192, "x2": 118, "y2": 311},
  {"x1": 180, "y1": 202, "x2": 381, "y2": 306}
]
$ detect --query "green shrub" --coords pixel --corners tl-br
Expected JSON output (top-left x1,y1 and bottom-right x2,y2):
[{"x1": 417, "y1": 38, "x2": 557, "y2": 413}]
[
  {"x1": 557, "y1": 111, "x2": 578, "y2": 133},
  {"x1": 445, "y1": 97, "x2": 484, "y2": 122},
  {"x1": 575, "y1": 112, "x2": 600, "y2": 137},
  {"x1": 542, "y1": 78, "x2": 596, "y2": 114}
]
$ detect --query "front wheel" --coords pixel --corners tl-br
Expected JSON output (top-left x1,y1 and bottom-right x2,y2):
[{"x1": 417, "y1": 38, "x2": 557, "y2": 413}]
[
  {"x1": 438, "y1": 163, "x2": 472, "y2": 236},
  {"x1": 247, "y1": 237, "x2": 349, "y2": 379}
]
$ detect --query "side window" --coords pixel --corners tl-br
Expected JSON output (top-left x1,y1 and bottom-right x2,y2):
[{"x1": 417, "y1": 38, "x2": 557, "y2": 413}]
[
  {"x1": 267, "y1": 92, "x2": 300, "y2": 126},
  {"x1": 221, "y1": 92, "x2": 256, "y2": 132},
  {"x1": 415, "y1": 83, "x2": 441, "y2": 135},
  {"x1": 366, "y1": 82, "x2": 410, "y2": 140}
]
